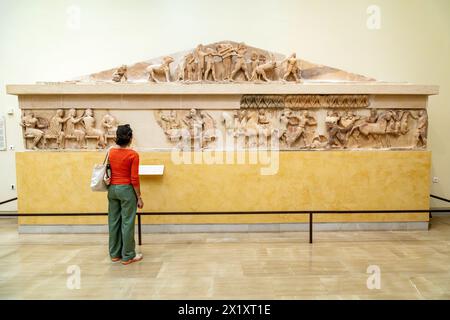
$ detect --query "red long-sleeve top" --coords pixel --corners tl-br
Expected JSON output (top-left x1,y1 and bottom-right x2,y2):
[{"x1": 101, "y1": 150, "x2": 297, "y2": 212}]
[{"x1": 109, "y1": 148, "x2": 140, "y2": 188}]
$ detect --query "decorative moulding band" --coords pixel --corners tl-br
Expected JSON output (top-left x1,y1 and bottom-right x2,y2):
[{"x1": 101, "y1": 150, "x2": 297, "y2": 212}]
[
  {"x1": 241, "y1": 94, "x2": 370, "y2": 109},
  {"x1": 6, "y1": 83, "x2": 440, "y2": 96}
]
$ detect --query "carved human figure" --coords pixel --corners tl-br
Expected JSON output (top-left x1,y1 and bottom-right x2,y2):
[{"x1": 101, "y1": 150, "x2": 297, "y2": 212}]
[
  {"x1": 302, "y1": 111, "x2": 318, "y2": 146},
  {"x1": 340, "y1": 110, "x2": 361, "y2": 145},
  {"x1": 200, "y1": 111, "x2": 216, "y2": 148},
  {"x1": 20, "y1": 111, "x2": 46, "y2": 150},
  {"x1": 395, "y1": 111, "x2": 405, "y2": 134},
  {"x1": 413, "y1": 110, "x2": 427, "y2": 148},
  {"x1": 289, "y1": 110, "x2": 316, "y2": 148},
  {"x1": 65, "y1": 108, "x2": 87, "y2": 149},
  {"x1": 258, "y1": 109, "x2": 270, "y2": 132},
  {"x1": 383, "y1": 111, "x2": 399, "y2": 147},
  {"x1": 283, "y1": 110, "x2": 301, "y2": 147},
  {"x1": 194, "y1": 44, "x2": 209, "y2": 81},
  {"x1": 216, "y1": 43, "x2": 236, "y2": 81},
  {"x1": 394, "y1": 110, "x2": 408, "y2": 135},
  {"x1": 203, "y1": 48, "x2": 221, "y2": 81},
  {"x1": 257, "y1": 109, "x2": 270, "y2": 127},
  {"x1": 244, "y1": 110, "x2": 260, "y2": 148},
  {"x1": 259, "y1": 54, "x2": 267, "y2": 65},
  {"x1": 186, "y1": 54, "x2": 198, "y2": 81},
  {"x1": 279, "y1": 109, "x2": 295, "y2": 146},
  {"x1": 281, "y1": 53, "x2": 301, "y2": 82},
  {"x1": 177, "y1": 55, "x2": 188, "y2": 81},
  {"x1": 257, "y1": 109, "x2": 270, "y2": 132},
  {"x1": 230, "y1": 44, "x2": 250, "y2": 81},
  {"x1": 178, "y1": 53, "x2": 197, "y2": 82},
  {"x1": 44, "y1": 109, "x2": 68, "y2": 149},
  {"x1": 384, "y1": 111, "x2": 400, "y2": 136},
  {"x1": 279, "y1": 108, "x2": 291, "y2": 140},
  {"x1": 367, "y1": 109, "x2": 379, "y2": 123},
  {"x1": 160, "y1": 110, "x2": 182, "y2": 141},
  {"x1": 112, "y1": 65, "x2": 128, "y2": 82},
  {"x1": 250, "y1": 52, "x2": 259, "y2": 75},
  {"x1": 398, "y1": 110, "x2": 410, "y2": 135},
  {"x1": 396, "y1": 110, "x2": 417, "y2": 135},
  {"x1": 256, "y1": 109, "x2": 275, "y2": 147},
  {"x1": 326, "y1": 111, "x2": 345, "y2": 148},
  {"x1": 101, "y1": 114, "x2": 118, "y2": 135},
  {"x1": 233, "y1": 109, "x2": 248, "y2": 137},
  {"x1": 182, "y1": 109, "x2": 204, "y2": 150},
  {"x1": 183, "y1": 109, "x2": 202, "y2": 136},
  {"x1": 147, "y1": 56, "x2": 174, "y2": 83},
  {"x1": 82, "y1": 108, "x2": 106, "y2": 149},
  {"x1": 222, "y1": 112, "x2": 235, "y2": 134}
]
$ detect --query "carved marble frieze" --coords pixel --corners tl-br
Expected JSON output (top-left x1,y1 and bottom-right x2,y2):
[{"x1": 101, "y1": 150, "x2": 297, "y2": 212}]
[
  {"x1": 155, "y1": 108, "x2": 428, "y2": 151},
  {"x1": 241, "y1": 95, "x2": 370, "y2": 109},
  {"x1": 20, "y1": 109, "x2": 118, "y2": 150},
  {"x1": 21, "y1": 107, "x2": 427, "y2": 151},
  {"x1": 155, "y1": 109, "x2": 217, "y2": 151}
]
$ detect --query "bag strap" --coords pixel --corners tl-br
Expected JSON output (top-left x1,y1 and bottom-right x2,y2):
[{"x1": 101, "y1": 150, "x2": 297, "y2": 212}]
[{"x1": 103, "y1": 146, "x2": 113, "y2": 165}]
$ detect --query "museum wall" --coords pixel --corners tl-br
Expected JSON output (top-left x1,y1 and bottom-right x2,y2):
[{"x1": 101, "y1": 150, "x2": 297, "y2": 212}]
[{"x1": 0, "y1": 0, "x2": 449, "y2": 211}]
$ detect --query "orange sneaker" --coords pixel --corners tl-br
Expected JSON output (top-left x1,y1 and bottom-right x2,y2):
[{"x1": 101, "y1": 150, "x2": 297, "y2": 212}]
[
  {"x1": 121, "y1": 253, "x2": 143, "y2": 265},
  {"x1": 111, "y1": 257, "x2": 121, "y2": 262}
]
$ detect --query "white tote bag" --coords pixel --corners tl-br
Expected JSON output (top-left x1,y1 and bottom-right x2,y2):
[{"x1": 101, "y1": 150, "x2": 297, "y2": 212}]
[{"x1": 90, "y1": 149, "x2": 112, "y2": 192}]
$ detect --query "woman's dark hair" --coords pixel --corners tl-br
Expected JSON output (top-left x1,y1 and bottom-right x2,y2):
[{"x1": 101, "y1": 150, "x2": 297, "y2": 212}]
[{"x1": 115, "y1": 124, "x2": 133, "y2": 146}]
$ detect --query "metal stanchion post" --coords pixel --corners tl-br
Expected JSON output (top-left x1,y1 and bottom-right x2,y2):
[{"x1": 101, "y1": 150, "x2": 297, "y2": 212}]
[{"x1": 138, "y1": 211, "x2": 142, "y2": 246}]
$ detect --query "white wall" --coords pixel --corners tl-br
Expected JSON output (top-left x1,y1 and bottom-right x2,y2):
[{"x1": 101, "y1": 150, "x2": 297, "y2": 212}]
[{"x1": 1, "y1": 0, "x2": 449, "y2": 211}]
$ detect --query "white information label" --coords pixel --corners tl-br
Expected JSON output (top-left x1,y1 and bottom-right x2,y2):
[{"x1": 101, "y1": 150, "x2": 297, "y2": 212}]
[
  {"x1": 0, "y1": 116, "x2": 6, "y2": 151},
  {"x1": 138, "y1": 165, "x2": 164, "y2": 175}
]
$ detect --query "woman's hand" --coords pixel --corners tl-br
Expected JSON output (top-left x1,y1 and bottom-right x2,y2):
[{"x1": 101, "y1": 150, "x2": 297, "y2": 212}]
[{"x1": 137, "y1": 197, "x2": 144, "y2": 209}]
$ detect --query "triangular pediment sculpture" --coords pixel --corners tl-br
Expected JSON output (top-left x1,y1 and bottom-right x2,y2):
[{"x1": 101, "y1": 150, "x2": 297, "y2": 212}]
[{"x1": 74, "y1": 41, "x2": 375, "y2": 83}]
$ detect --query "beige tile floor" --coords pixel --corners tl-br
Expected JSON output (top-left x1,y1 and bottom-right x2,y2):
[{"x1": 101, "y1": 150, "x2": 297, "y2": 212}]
[{"x1": 1, "y1": 217, "x2": 450, "y2": 299}]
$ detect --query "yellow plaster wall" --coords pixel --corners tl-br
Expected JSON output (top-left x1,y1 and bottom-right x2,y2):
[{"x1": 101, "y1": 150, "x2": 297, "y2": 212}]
[{"x1": 15, "y1": 151, "x2": 430, "y2": 225}]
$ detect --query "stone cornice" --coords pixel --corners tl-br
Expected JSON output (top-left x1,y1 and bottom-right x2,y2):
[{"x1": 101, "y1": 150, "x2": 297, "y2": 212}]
[{"x1": 6, "y1": 82, "x2": 439, "y2": 96}]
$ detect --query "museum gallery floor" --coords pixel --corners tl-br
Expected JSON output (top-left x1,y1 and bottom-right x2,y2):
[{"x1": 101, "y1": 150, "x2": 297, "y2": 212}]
[
  {"x1": 1, "y1": 216, "x2": 450, "y2": 299},
  {"x1": 6, "y1": 41, "x2": 439, "y2": 232}
]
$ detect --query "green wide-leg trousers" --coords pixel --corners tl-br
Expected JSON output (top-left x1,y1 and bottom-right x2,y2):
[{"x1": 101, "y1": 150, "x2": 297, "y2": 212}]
[{"x1": 107, "y1": 184, "x2": 137, "y2": 261}]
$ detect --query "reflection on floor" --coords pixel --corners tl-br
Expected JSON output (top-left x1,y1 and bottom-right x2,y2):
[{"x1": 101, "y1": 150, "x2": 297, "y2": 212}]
[{"x1": 1, "y1": 216, "x2": 450, "y2": 299}]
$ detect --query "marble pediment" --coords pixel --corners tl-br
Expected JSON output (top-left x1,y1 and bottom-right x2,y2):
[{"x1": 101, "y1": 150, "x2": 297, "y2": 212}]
[{"x1": 74, "y1": 40, "x2": 376, "y2": 83}]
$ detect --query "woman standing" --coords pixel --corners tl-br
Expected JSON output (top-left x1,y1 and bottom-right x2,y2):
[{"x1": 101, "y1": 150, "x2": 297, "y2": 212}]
[{"x1": 108, "y1": 124, "x2": 144, "y2": 265}]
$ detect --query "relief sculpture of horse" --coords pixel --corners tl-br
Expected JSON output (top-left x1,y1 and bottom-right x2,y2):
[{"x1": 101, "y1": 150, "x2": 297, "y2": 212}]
[
  {"x1": 349, "y1": 112, "x2": 392, "y2": 148},
  {"x1": 146, "y1": 56, "x2": 174, "y2": 83}
]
